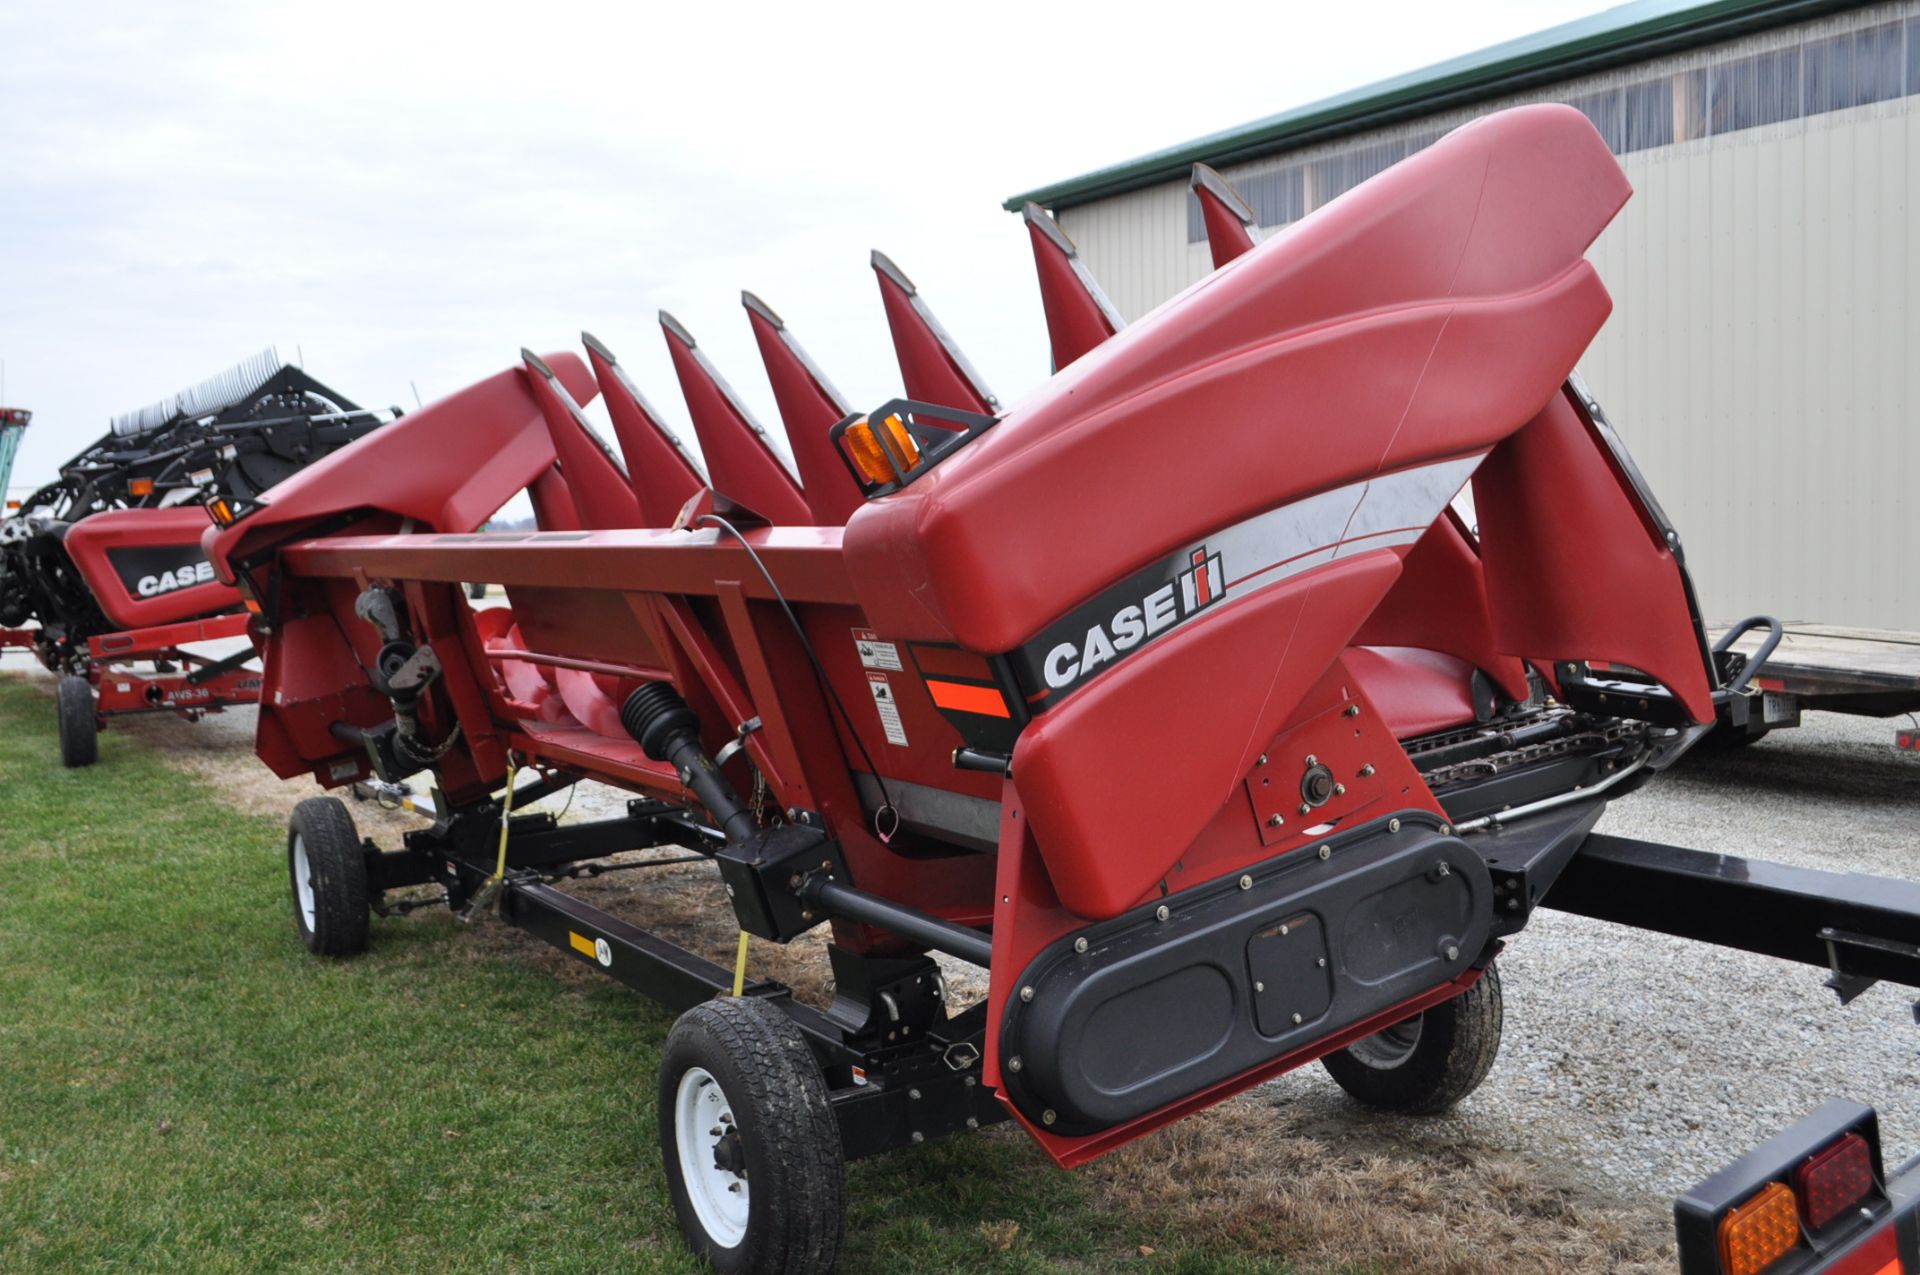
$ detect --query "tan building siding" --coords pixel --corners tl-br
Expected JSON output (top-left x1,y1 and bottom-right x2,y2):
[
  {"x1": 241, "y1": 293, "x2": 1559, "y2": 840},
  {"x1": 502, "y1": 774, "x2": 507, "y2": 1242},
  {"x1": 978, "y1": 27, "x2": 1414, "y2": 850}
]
[{"x1": 1053, "y1": 2, "x2": 1920, "y2": 629}]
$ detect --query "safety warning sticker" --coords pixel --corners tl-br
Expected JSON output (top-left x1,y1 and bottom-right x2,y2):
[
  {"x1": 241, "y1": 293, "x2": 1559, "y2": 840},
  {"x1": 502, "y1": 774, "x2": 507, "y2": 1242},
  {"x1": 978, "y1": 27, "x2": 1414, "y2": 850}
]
[
  {"x1": 866, "y1": 672, "x2": 909, "y2": 746},
  {"x1": 852, "y1": 627, "x2": 903, "y2": 671}
]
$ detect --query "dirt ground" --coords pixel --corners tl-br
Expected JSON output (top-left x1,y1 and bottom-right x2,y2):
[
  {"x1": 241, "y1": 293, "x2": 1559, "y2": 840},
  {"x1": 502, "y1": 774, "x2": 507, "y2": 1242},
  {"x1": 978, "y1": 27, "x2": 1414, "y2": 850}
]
[{"x1": 3, "y1": 665, "x2": 1680, "y2": 1275}]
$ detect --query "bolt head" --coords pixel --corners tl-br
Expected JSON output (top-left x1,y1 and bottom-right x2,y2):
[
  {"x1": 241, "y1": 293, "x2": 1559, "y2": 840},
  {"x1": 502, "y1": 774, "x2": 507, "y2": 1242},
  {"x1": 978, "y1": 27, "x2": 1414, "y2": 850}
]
[
  {"x1": 1318, "y1": 845, "x2": 1331, "y2": 861},
  {"x1": 1042, "y1": 1109, "x2": 1056, "y2": 1126},
  {"x1": 909, "y1": 1088, "x2": 922, "y2": 1100},
  {"x1": 1239, "y1": 874, "x2": 1253, "y2": 890},
  {"x1": 1267, "y1": 813, "x2": 1283, "y2": 828},
  {"x1": 1344, "y1": 704, "x2": 1360, "y2": 717},
  {"x1": 1304, "y1": 754, "x2": 1317, "y2": 766},
  {"x1": 1074, "y1": 937, "x2": 1089, "y2": 954},
  {"x1": 1278, "y1": 924, "x2": 1290, "y2": 936},
  {"x1": 1389, "y1": 818, "x2": 1401, "y2": 833},
  {"x1": 786, "y1": 806, "x2": 799, "y2": 820},
  {"x1": 1298, "y1": 803, "x2": 1311, "y2": 816},
  {"x1": 910, "y1": 1131, "x2": 925, "y2": 1144},
  {"x1": 1359, "y1": 764, "x2": 1376, "y2": 777},
  {"x1": 1316, "y1": 957, "x2": 1327, "y2": 968},
  {"x1": 1257, "y1": 753, "x2": 1268, "y2": 766},
  {"x1": 1019, "y1": 985, "x2": 1034, "y2": 1003},
  {"x1": 1007, "y1": 1055, "x2": 1022, "y2": 1072},
  {"x1": 966, "y1": 1117, "x2": 979, "y2": 1129},
  {"x1": 1254, "y1": 981, "x2": 1265, "y2": 992},
  {"x1": 1155, "y1": 904, "x2": 1170, "y2": 922},
  {"x1": 1333, "y1": 783, "x2": 1346, "y2": 796},
  {"x1": 1440, "y1": 825, "x2": 1452, "y2": 836},
  {"x1": 1292, "y1": 1012, "x2": 1303, "y2": 1024},
  {"x1": 1445, "y1": 944, "x2": 1460, "y2": 961}
]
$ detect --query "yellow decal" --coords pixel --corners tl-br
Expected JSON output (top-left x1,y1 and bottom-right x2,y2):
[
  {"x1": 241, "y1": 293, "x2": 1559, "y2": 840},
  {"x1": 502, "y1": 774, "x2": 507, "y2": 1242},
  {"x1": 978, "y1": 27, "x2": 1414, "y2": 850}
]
[{"x1": 568, "y1": 931, "x2": 597, "y2": 958}]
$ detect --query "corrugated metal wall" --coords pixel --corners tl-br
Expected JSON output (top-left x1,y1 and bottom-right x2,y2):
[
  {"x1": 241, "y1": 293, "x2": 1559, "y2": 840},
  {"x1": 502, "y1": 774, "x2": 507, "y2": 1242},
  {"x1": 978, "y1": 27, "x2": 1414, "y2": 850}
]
[{"x1": 1056, "y1": 2, "x2": 1920, "y2": 629}]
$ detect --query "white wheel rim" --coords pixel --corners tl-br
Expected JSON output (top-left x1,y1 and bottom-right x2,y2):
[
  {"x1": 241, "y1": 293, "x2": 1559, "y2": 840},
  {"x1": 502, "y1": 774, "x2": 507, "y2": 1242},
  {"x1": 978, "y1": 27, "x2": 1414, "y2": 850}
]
[
  {"x1": 292, "y1": 834, "x2": 317, "y2": 932},
  {"x1": 675, "y1": 1066, "x2": 749, "y2": 1247},
  {"x1": 1348, "y1": 1013, "x2": 1424, "y2": 1070}
]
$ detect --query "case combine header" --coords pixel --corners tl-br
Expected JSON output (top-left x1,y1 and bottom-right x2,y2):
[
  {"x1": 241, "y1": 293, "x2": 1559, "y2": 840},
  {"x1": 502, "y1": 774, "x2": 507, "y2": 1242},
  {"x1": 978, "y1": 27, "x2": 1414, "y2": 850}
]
[
  {"x1": 0, "y1": 351, "x2": 391, "y2": 764},
  {"x1": 199, "y1": 106, "x2": 1920, "y2": 1274}
]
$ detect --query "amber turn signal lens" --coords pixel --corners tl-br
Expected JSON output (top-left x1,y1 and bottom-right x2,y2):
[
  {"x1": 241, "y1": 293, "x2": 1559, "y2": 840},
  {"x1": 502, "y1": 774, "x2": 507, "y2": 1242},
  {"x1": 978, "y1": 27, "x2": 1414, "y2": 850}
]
[
  {"x1": 843, "y1": 413, "x2": 920, "y2": 486},
  {"x1": 208, "y1": 498, "x2": 236, "y2": 527},
  {"x1": 1719, "y1": 1181, "x2": 1800, "y2": 1275},
  {"x1": 128, "y1": 477, "x2": 154, "y2": 498}
]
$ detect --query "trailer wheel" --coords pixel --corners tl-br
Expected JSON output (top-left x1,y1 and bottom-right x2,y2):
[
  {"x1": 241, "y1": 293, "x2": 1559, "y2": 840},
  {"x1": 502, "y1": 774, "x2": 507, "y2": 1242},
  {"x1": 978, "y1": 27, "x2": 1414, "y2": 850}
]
[
  {"x1": 658, "y1": 996, "x2": 846, "y2": 1275},
  {"x1": 1322, "y1": 962, "x2": 1503, "y2": 1114},
  {"x1": 287, "y1": 798, "x2": 369, "y2": 958},
  {"x1": 56, "y1": 676, "x2": 98, "y2": 768}
]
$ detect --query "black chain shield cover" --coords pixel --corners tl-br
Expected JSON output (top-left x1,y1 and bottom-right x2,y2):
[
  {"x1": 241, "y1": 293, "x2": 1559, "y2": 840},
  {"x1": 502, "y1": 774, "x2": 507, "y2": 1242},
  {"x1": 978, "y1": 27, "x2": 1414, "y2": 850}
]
[{"x1": 998, "y1": 812, "x2": 1492, "y2": 1134}]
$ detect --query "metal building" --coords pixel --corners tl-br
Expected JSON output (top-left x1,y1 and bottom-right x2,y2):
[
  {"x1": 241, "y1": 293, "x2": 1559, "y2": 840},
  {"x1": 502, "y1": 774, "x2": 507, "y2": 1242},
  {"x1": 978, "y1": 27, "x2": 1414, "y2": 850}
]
[{"x1": 1009, "y1": 0, "x2": 1920, "y2": 630}]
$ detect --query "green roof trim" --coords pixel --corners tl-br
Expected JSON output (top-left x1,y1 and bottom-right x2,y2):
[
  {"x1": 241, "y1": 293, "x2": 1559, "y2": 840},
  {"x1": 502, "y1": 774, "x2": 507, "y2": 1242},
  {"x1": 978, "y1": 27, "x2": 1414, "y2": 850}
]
[{"x1": 1005, "y1": 0, "x2": 1862, "y2": 212}]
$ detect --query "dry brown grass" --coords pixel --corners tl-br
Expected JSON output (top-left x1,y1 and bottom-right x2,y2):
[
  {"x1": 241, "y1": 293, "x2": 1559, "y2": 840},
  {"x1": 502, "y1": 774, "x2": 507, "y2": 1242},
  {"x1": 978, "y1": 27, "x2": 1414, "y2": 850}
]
[{"x1": 1086, "y1": 1103, "x2": 1672, "y2": 1274}]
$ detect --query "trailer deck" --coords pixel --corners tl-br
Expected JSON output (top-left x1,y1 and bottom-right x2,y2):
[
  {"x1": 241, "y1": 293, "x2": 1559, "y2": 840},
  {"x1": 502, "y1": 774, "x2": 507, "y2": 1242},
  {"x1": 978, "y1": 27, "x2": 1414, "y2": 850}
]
[{"x1": 1715, "y1": 623, "x2": 1920, "y2": 743}]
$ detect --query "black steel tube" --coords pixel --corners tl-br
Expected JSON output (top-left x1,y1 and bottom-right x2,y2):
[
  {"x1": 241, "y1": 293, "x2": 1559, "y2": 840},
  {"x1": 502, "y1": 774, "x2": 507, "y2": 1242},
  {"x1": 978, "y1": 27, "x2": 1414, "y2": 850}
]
[
  {"x1": 659, "y1": 736, "x2": 757, "y2": 844},
  {"x1": 799, "y1": 876, "x2": 993, "y2": 967},
  {"x1": 1547, "y1": 833, "x2": 1920, "y2": 988}
]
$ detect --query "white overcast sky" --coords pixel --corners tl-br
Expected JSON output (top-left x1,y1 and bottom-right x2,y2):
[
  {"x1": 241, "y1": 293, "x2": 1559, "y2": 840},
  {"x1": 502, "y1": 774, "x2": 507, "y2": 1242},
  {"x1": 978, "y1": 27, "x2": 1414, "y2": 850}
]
[{"x1": 0, "y1": 0, "x2": 1610, "y2": 493}]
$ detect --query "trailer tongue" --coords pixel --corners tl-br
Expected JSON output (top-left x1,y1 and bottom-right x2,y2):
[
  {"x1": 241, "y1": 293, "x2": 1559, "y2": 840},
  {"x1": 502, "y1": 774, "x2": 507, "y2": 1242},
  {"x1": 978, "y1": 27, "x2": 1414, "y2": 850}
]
[{"x1": 205, "y1": 104, "x2": 1920, "y2": 1274}]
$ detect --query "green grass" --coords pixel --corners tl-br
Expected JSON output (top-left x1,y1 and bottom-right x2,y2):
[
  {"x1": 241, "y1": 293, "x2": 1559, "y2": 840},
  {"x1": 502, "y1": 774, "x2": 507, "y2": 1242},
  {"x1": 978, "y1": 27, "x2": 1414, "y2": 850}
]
[{"x1": 0, "y1": 676, "x2": 1302, "y2": 1274}]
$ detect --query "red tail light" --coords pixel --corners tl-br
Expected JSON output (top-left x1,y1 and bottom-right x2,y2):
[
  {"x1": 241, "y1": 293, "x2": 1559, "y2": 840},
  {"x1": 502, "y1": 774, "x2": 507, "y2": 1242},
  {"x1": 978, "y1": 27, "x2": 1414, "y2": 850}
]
[{"x1": 1796, "y1": 1131, "x2": 1874, "y2": 1230}]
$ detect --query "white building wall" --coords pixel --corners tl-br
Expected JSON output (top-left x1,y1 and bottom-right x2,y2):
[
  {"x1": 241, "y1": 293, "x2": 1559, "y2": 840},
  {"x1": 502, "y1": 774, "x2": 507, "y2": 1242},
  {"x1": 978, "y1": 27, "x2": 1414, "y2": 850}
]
[{"x1": 1054, "y1": 3, "x2": 1920, "y2": 630}]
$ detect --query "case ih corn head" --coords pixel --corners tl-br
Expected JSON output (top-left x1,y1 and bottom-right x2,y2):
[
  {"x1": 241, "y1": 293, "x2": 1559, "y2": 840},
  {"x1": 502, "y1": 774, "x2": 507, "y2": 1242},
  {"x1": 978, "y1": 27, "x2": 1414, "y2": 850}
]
[
  {"x1": 0, "y1": 351, "x2": 389, "y2": 765},
  {"x1": 205, "y1": 106, "x2": 1920, "y2": 1275}
]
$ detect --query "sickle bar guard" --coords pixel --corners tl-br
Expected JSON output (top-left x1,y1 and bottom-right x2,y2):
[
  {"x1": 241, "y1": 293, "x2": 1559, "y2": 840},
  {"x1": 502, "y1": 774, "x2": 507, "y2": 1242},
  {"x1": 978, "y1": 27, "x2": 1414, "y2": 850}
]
[{"x1": 207, "y1": 104, "x2": 1920, "y2": 1272}]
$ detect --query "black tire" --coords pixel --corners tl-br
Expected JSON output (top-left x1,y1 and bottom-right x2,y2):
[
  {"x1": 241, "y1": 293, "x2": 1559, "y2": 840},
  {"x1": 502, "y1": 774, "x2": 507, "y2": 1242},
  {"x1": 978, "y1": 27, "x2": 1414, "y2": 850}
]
[
  {"x1": 56, "y1": 676, "x2": 98, "y2": 769},
  {"x1": 658, "y1": 996, "x2": 846, "y2": 1275},
  {"x1": 1322, "y1": 962, "x2": 1503, "y2": 1114},
  {"x1": 287, "y1": 797, "x2": 370, "y2": 957}
]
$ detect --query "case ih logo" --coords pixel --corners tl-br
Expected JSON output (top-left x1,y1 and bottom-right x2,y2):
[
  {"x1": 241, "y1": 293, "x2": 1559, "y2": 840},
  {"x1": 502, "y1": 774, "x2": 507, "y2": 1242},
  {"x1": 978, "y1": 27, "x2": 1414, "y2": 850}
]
[
  {"x1": 1038, "y1": 544, "x2": 1225, "y2": 692},
  {"x1": 137, "y1": 560, "x2": 217, "y2": 598},
  {"x1": 108, "y1": 545, "x2": 220, "y2": 601}
]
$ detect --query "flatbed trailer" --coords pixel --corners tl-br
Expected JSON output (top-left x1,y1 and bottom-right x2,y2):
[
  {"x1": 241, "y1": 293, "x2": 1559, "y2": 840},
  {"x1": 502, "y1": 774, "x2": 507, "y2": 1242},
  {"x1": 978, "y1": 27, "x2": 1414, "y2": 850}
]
[{"x1": 1714, "y1": 623, "x2": 1920, "y2": 747}]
